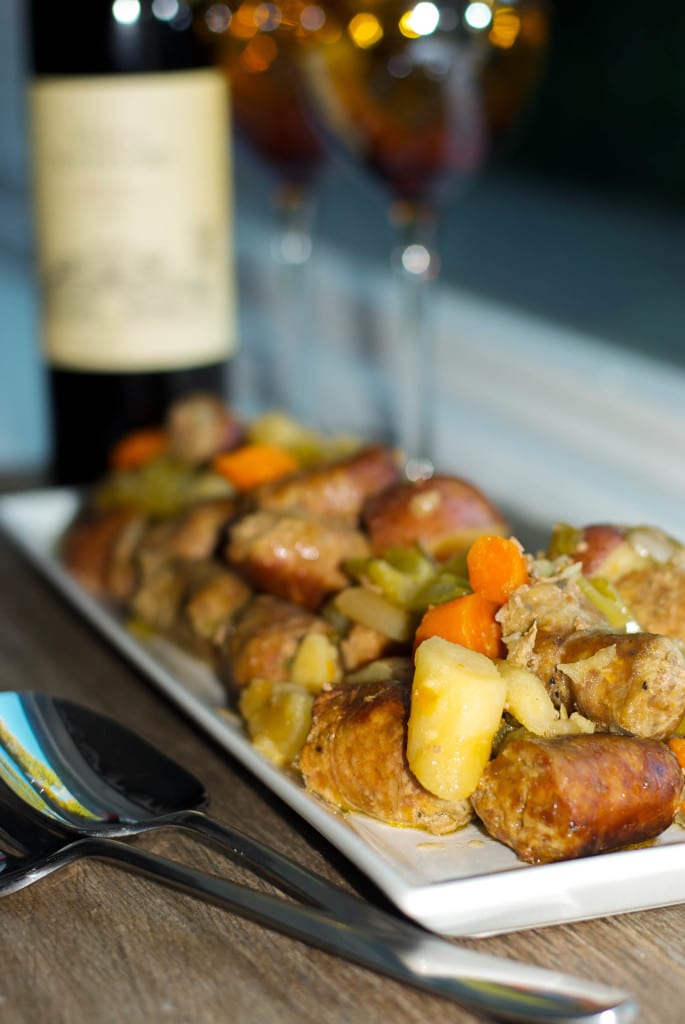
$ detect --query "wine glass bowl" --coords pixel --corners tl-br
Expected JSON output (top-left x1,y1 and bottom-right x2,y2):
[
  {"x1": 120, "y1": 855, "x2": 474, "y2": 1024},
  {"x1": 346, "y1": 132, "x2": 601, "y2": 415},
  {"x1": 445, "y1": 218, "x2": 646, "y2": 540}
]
[
  {"x1": 198, "y1": 0, "x2": 326, "y2": 192},
  {"x1": 194, "y1": 0, "x2": 330, "y2": 419},
  {"x1": 294, "y1": 0, "x2": 549, "y2": 470}
]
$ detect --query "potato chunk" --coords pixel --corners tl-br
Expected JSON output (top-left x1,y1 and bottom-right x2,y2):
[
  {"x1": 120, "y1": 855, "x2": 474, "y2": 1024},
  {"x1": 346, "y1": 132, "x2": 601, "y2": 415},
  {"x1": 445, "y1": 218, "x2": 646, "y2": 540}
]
[
  {"x1": 497, "y1": 660, "x2": 595, "y2": 737},
  {"x1": 239, "y1": 679, "x2": 314, "y2": 768},
  {"x1": 290, "y1": 633, "x2": 342, "y2": 693},
  {"x1": 407, "y1": 637, "x2": 506, "y2": 801}
]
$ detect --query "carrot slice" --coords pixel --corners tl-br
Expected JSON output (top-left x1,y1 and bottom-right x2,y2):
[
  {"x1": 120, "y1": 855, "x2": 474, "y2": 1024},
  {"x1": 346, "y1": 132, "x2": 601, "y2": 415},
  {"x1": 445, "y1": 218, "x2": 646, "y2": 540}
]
[
  {"x1": 414, "y1": 592, "x2": 504, "y2": 660},
  {"x1": 466, "y1": 534, "x2": 530, "y2": 606},
  {"x1": 212, "y1": 443, "x2": 299, "y2": 491},
  {"x1": 109, "y1": 428, "x2": 168, "y2": 471}
]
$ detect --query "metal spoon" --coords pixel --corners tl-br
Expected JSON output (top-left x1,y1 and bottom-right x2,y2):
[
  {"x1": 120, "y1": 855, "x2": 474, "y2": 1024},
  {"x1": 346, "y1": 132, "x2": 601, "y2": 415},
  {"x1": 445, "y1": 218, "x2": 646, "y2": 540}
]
[{"x1": 0, "y1": 691, "x2": 638, "y2": 1024}]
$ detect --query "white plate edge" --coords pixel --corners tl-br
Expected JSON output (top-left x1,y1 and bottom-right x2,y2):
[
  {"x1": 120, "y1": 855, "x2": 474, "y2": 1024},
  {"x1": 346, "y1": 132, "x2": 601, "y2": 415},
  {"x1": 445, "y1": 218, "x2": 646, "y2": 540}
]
[{"x1": 3, "y1": 487, "x2": 685, "y2": 937}]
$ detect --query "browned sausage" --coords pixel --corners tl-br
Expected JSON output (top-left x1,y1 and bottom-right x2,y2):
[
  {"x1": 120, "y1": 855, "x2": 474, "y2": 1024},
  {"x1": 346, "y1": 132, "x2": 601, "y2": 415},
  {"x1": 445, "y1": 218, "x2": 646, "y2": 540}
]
[
  {"x1": 165, "y1": 393, "x2": 243, "y2": 464},
  {"x1": 471, "y1": 733, "x2": 683, "y2": 863},
  {"x1": 542, "y1": 630, "x2": 685, "y2": 740},
  {"x1": 219, "y1": 593, "x2": 334, "y2": 691},
  {"x1": 362, "y1": 474, "x2": 507, "y2": 560},
  {"x1": 299, "y1": 678, "x2": 472, "y2": 835},
  {"x1": 498, "y1": 577, "x2": 685, "y2": 739},
  {"x1": 255, "y1": 444, "x2": 401, "y2": 523},
  {"x1": 135, "y1": 497, "x2": 238, "y2": 580},
  {"x1": 226, "y1": 510, "x2": 370, "y2": 610},
  {"x1": 61, "y1": 506, "x2": 147, "y2": 600},
  {"x1": 615, "y1": 564, "x2": 685, "y2": 643},
  {"x1": 131, "y1": 559, "x2": 251, "y2": 660}
]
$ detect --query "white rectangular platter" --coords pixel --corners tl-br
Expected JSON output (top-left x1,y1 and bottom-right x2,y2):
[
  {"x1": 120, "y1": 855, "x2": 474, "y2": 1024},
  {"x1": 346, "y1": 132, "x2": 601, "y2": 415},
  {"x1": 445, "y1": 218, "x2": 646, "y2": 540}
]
[{"x1": 2, "y1": 486, "x2": 685, "y2": 938}]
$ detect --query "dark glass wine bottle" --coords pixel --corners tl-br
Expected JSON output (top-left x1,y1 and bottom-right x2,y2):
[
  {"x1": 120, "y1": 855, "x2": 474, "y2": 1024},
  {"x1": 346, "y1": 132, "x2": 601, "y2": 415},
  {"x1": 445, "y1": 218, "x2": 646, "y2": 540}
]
[{"x1": 27, "y1": 0, "x2": 236, "y2": 484}]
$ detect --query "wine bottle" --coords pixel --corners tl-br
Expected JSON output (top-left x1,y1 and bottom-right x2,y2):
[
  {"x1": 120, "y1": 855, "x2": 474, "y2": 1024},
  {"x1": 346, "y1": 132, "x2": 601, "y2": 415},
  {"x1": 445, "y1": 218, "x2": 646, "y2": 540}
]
[{"x1": 27, "y1": 0, "x2": 237, "y2": 484}]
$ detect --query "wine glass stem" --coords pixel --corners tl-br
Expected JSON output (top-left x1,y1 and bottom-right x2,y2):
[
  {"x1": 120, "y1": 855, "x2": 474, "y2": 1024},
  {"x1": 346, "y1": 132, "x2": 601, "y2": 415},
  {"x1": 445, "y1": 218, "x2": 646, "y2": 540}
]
[
  {"x1": 269, "y1": 183, "x2": 317, "y2": 425},
  {"x1": 391, "y1": 209, "x2": 439, "y2": 478}
]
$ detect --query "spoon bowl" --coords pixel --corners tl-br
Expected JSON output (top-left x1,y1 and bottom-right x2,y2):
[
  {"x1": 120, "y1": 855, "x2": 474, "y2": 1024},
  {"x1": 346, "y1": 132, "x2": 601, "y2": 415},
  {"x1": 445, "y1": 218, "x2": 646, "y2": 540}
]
[
  {"x1": 0, "y1": 690, "x2": 207, "y2": 827},
  {"x1": 0, "y1": 689, "x2": 376, "y2": 915},
  {"x1": 0, "y1": 691, "x2": 639, "y2": 1024}
]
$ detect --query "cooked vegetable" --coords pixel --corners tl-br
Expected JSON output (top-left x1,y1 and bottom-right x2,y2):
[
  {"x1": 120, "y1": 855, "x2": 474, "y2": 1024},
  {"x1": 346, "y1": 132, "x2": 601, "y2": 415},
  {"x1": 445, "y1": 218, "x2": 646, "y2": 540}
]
[
  {"x1": 466, "y1": 534, "x2": 530, "y2": 605},
  {"x1": 212, "y1": 443, "x2": 300, "y2": 491},
  {"x1": 407, "y1": 637, "x2": 507, "y2": 801},
  {"x1": 239, "y1": 678, "x2": 314, "y2": 767},
  {"x1": 497, "y1": 660, "x2": 595, "y2": 737},
  {"x1": 413, "y1": 592, "x2": 504, "y2": 659},
  {"x1": 246, "y1": 410, "x2": 359, "y2": 466},
  {"x1": 345, "y1": 546, "x2": 436, "y2": 607},
  {"x1": 109, "y1": 428, "x2": 169, "y2": 471},
  {"x1": 290, "y1": 633, "x2": 342, "y2": 693},
  {"x1": 95, "y1": 457, "x2": 232, "y2": 517},
  {"x1": 576, "y1": 575, "x2": 640, "y2": 632},
  {"x1": 334, "y1": 586, "x2": 415, "y2": 642}
]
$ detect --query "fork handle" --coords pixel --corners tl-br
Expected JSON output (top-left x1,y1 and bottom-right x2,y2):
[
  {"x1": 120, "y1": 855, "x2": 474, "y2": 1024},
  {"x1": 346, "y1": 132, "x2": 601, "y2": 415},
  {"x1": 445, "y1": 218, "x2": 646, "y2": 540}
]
[
  {"x1": 155, "y1": 808, "x2": 402, "y2": 931},
  {"x1": 30, "y1": 835, "x2": 636, "y2": 1024}
]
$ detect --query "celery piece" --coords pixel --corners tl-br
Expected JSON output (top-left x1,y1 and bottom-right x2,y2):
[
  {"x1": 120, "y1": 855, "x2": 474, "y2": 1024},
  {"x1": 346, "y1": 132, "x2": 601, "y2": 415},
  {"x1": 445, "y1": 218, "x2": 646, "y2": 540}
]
[
  {"x1": 409, "y1": 573, "x2": 472, "y2": 613},
  {"x1": 577, "y1": 576, "x2": 641, "y2": 632},
  {"x1": 547, "y1": 522, "x2": 582, "y2": 559}
]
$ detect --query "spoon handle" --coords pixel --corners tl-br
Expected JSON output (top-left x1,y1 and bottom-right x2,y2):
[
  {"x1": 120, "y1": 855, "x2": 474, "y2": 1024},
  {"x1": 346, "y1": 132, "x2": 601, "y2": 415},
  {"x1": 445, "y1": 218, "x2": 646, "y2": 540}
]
[{"x1": 31, "y1": 835, "x2": 637, "y2": 1024}]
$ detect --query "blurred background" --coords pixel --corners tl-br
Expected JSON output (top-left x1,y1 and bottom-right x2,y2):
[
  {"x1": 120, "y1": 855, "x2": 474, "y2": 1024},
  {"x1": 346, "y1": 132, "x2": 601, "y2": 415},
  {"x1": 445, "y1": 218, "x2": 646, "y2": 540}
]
[{"x1": 2, "y1": 0, "x2": 685, "y2": 495}]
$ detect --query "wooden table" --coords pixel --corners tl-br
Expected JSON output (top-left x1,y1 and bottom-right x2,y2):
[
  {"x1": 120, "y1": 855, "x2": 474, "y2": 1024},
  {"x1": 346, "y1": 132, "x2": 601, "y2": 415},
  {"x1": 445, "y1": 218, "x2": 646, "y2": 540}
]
[{"x1": 1, "y1": 486, "x2": 684, "y2": 1024}]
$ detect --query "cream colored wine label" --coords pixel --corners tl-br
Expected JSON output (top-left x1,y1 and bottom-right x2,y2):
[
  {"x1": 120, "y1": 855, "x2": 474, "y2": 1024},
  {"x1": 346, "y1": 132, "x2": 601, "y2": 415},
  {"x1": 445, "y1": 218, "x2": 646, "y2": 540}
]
[{"x1": 30, "y1": 69, "x2": 236, "y2": 371}]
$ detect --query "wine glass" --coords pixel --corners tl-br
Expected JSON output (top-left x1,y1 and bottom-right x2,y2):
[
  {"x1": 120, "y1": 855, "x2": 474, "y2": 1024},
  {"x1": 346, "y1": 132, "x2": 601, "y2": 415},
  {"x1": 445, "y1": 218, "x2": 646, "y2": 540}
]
[
  {"x1": 194, "y1": 0, "x2": 328, "y2": 422},
  {"x1": 296, "y1": 0, "x2": 549, "y2": 475}
]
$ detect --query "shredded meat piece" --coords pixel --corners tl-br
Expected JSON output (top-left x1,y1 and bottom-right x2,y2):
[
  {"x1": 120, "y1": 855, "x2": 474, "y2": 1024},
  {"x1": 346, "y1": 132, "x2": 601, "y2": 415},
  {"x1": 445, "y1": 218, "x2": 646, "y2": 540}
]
[{"x1": 498, "y1": 576, "x2": 610, "y2": 682}]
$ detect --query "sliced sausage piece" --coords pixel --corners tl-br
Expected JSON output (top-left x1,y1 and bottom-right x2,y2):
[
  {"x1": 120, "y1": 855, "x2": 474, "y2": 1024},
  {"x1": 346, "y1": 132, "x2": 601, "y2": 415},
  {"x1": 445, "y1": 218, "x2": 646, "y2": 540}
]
[
  {"x1": 226, "y1": 510, "x2": 370, "y2": 610},
  {"x1": 471, "y1": 733, "x2": 683, "y2": 863},
  {"x1": 615, "y1": 564, "x2": 685, "y2": 643},
  {"x1": 131, "y1": 558, "x2": 251, "y2": 663},
  {"x1": 61, "y1": 507, "x2": 147, "y2": 600},
  {"x1": 499, "y1": 576, "x2": 685, "y2": 739},
  {"x1": 220, "y1": 593, "x2": 334, "y2": 691},
  {"x1": 362, "y1": 475, "x2": 507, "y2": 560},
  {"x1": 183, "y1": 564, "x2": 252, "y2": 650},
  {"x1": 255, "y1": 444, "x2": 401, "y2": 523},
  {"x1": 552, "y1": 631, "x2": 685, "y2": 740},
  {"x1": 136, "y1": 497, "x2": 238, "y2": 580},
  {"x1": 299, "y1": 678, "x2": 473, "y2": 835},
  {"x1": 165, "y1": 393, "x2": 243, "y2": 465}
]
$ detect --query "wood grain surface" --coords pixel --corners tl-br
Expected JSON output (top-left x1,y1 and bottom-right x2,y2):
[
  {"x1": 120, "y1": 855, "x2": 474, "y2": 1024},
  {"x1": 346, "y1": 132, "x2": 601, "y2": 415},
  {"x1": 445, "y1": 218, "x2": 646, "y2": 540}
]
[{"x1": 1, "y1": 491, "x2": 684, "y2": 1024}]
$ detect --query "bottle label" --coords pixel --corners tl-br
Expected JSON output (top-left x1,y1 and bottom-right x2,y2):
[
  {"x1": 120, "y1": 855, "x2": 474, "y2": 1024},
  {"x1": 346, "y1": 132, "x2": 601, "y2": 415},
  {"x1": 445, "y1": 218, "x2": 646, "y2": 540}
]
[{"x1": 30, "y1": 69, "x2": 236, "y2": 371}]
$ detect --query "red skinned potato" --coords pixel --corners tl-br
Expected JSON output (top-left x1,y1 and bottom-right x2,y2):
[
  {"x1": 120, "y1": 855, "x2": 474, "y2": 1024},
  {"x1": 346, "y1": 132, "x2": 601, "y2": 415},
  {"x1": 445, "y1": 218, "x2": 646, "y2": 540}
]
[
  {"x1": 551, "y1": 523, "x2": 646, "y2": 580},
  {"x1": 362, "y1": 475, "x2": 507, "y2": 560},
  {"x1": 573, "y1": 524, "x2": 629, "y2": 577}
]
